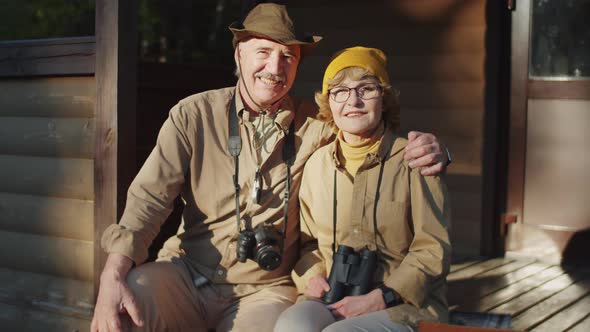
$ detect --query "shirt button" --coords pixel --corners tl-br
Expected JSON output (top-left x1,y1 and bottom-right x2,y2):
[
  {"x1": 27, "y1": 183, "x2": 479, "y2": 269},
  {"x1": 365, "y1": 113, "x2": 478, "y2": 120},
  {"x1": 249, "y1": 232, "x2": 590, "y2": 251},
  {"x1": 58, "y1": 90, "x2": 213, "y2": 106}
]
[
  {"x1": 353, "y1": 228, "x2": 359, "y2": 234},
  {"x1": 217, "y1": 269, "x2": 225, "y2": 277}
]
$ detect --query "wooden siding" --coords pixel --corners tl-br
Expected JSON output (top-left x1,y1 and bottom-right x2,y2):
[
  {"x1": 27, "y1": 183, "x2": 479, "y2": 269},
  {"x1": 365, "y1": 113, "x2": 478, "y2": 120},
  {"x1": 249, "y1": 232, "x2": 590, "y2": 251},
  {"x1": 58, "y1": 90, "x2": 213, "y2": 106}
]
[
  {"x1": 0, "y1": 77, "x2": 95, "y2": 118},
  {"x1": 0, "y1": 38, "x2": 96, "y2": 329},
  {"x1": 0, "y1": 155, "x2": 94, "y2": 199},
  {"x1": 0, "y1": 117, "x2": 94, "y2": 158},
  {"x1": 0, "y1": 37, "x2": 95, "y2": 77},
  {"x1": 0, "y1": 268, "x2": 92, "y2": 331},
  {"x1": 289, "y1": 0, "x2": 486, "y2": 255},
  {"x1": 0, "y1": 192, "x2": 93, "y2": 241},
  {"x1": 0, "y1": 231, "x2": 93, "y2": 281}
]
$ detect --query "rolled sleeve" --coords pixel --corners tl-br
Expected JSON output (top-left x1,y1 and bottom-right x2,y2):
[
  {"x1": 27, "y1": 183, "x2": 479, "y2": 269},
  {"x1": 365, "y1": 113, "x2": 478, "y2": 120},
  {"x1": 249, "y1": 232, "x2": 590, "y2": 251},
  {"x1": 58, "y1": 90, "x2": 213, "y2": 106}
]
[
  {"x1": 385, "y1": 171, "x2": 451, "y2": 307},
  {"x1": 101, "y1": 104, "x2": 194, "y2": 265}
]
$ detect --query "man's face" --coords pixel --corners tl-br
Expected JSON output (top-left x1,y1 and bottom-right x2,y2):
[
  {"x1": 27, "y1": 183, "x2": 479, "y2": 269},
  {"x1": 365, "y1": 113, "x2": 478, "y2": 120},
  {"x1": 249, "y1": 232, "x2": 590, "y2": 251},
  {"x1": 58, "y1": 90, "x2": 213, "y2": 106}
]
[{"x1": 235, "y1": 38, "x2": 301, "y2": 110}]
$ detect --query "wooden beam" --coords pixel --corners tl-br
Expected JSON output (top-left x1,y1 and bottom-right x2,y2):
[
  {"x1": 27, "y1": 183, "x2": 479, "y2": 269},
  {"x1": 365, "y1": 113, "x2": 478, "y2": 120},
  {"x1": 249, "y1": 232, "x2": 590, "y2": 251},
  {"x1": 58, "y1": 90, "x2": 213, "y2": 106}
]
[
  {"x1": 0, "y1": 37, "x2": 95, "y2": 77},
  {"x1": 528, "y1": 80, "x2": 590, "y2": 100},
  {"x1": 480, "y1": 0, "x2": 511, "y2": 256},
  {"x1": 94, "y1": 0, "x2": 138, "y2": 297},
  {"x1": 506, "y1": 0, "x2": 531, "y2": 226}
]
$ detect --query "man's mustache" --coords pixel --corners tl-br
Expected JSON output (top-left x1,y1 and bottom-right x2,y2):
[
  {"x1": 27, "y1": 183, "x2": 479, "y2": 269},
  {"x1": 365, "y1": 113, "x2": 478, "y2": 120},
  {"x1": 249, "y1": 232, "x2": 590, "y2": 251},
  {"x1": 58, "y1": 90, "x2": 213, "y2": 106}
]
[{"x1": 255, "y1": 72, "x2": 285, "y2": 83}]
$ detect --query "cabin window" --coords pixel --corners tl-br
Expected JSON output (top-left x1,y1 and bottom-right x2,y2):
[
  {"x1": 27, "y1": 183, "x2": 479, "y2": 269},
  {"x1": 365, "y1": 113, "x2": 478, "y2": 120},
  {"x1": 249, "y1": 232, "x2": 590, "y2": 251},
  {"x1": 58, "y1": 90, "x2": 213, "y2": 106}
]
[
  {"x1": 529, "y1": 0, "x2": 590, "y2": 78},
  {"x1": 0, "y1": 1, "x2": 95, "y2": 40}
]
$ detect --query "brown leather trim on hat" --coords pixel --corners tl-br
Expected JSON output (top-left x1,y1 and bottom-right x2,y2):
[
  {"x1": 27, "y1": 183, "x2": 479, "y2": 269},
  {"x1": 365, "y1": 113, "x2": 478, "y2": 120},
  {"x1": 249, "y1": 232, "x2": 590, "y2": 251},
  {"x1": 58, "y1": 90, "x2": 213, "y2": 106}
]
[{"x1": 229, "y1": 3, "x2": 322, "y2": 57}]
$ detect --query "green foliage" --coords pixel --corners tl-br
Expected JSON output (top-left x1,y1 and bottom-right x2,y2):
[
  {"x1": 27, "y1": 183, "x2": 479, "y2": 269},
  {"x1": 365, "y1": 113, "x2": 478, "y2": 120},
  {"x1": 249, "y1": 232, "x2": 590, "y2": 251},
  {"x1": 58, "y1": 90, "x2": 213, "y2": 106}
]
[
  {"x1": 0, "y1": 0, "x2": 241, "y2": 65},
  {"x1": 0, "y1": 0, "x2": 95, "y2": 41}
]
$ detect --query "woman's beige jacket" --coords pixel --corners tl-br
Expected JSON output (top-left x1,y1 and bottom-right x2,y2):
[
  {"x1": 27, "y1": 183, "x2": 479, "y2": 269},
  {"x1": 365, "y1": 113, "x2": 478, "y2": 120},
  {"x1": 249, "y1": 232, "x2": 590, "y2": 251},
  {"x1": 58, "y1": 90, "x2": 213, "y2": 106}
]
[{"x1": 292, "y1": 125, "x2": 451, "y2": 327}]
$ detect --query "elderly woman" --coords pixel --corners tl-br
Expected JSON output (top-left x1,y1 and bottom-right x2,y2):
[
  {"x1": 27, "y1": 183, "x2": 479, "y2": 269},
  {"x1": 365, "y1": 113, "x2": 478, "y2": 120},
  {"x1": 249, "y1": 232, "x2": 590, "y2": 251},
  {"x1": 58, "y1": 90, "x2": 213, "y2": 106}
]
[{"x1": 274, "y1": 47, "x2": 451, "y2": 332}]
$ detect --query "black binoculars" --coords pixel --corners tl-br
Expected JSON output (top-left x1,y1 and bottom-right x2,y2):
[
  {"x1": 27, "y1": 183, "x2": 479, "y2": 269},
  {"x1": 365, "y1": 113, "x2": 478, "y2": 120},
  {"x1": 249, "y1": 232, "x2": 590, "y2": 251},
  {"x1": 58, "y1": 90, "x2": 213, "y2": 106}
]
[
  {"x1": 322, "y1": 245, "x2": 377, "y2": 304},
  {"x1": 236, "y1": 223, "x2": 282, "y2": 271}
]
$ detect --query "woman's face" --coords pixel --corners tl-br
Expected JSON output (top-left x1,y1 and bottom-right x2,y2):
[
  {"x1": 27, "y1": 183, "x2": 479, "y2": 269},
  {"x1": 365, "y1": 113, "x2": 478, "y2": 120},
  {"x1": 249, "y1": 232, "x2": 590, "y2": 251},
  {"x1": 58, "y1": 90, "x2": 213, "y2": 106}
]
[{"x1": 329, "y1": 76, "x2": 383, "y2": 143}]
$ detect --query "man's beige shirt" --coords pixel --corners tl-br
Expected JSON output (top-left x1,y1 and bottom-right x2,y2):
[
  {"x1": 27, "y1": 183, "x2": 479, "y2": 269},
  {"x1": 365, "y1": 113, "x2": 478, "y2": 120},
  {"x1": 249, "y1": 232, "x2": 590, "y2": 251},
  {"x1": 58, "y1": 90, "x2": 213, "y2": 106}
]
[
  {"x1": 292, "y1": 126, "x2": 452, "y2": 326},
  {"x1": 102, "y1": 86, "x2": 332, "y2": 296}
]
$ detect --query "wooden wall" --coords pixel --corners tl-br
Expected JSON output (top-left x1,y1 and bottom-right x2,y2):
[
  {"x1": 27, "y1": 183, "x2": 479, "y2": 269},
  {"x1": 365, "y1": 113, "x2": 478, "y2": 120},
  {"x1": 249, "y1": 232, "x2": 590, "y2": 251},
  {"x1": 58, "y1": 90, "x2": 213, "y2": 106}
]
[
  {"x1": 288, "y1": 0, "x2": 486, "y2": 256},
  {"x1": 0, "y1": 38, "x2": 95, "y2": 330}
]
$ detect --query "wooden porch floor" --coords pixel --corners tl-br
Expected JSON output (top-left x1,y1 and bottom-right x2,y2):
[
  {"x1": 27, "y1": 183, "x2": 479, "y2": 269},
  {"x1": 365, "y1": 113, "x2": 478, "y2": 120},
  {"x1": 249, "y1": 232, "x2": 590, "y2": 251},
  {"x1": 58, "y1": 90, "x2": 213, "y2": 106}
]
[{"x1": 448, "y1": 257, "x2": 590, "y2": 331}]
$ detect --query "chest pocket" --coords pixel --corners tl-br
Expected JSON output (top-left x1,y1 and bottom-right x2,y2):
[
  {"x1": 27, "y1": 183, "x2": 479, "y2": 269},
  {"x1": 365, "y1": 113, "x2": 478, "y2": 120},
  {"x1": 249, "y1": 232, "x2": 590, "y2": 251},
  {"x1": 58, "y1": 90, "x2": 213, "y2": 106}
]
[{"x1": 374, "y1": 200, "x2": 412, "y2": 255}]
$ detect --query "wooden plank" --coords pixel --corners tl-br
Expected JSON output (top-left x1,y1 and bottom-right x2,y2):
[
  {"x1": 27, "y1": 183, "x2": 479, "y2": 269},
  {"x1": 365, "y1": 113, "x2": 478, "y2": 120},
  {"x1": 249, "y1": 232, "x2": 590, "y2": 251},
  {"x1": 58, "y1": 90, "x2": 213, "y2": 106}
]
[
  {"x1": 475, "y1": 265, "x2": 564, "y2": 312},
  {"x1": 449, "y1": 190, "x2": 482, "y2": 221},
  {"x1": 94, "y1": 0, "x2": 138, "y2": 296},
  {"x1": 289, "y1": 0, "x2": 486, "y2": 29},
  {"x1": 502, "y1": 277, "x2": 590, "y2": 331},
  {"x1": 455, "y1": 261, "x2": 549, "y2": 311},
  {"x1": 0, "y1": 267, "x2": 93, "y2": 318},
  {"x1": 531, "y1": 294, "x2": 590, "y2": 332},
  {"x1": 449, "y1": 259, "x2": 535, "y2": 309},
  {"x1": 400, "y1": 107, "x2": 484, "y2": 139},
  {"x1": 0, "y1": 37, "x2": 95, "y2": 77},
  {"x1": 439, "y1": 135, "x2": 483, "y2": 167},
  {"x1": 448, "y1": 257, "x2": 514, "y2": 281},
  {"x1": 0, "y1": 192, "x2": 93, "y2": 241},
  {"x1": 529, "y1": 80, "x2": 590, "y2": 100},
  {"x1": 0, "y1": 117, "x2": 94, "y2": 158},
  {"x1": 0, "y1": 77, "x2": 95, "y2": 118},
  {"x1": 0, "y1": 231, "x2": 93, "y2": 281},
  {"x1": 299, "y1": 53, "x2": 485, "y2": 82},
  {"x1": 567, "y1": 314, "x2": 590, "y2": 332},
  {"x1": 397, "y1": 81, "x2": 484, "y2": 109},
  {"x1": 0, "y1": 303, "x2": 90, "y2": 332},
  {"x1": 490, "y1": 272, "x2": 582, "y2": 316},
  {"x1": 304, "y1": 26, "x2": 486, "y2": 57},
  {"x1": 450, "y1": 259, "x2": 484, "y2": 274},
  {"x1": 0, "y1": 155, "x2": 93, "y2": 200}
]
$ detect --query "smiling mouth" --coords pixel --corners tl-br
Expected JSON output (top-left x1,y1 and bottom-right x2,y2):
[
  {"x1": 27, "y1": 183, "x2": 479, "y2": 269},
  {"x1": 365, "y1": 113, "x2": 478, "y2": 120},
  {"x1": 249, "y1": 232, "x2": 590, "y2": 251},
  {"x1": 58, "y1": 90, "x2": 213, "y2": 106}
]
[
  {"x1": 258, "y1": 76, "x2": 283, "y2": 86},
  {"x1": 345, "y1": 112, "x2": 367, "y2": 117}
]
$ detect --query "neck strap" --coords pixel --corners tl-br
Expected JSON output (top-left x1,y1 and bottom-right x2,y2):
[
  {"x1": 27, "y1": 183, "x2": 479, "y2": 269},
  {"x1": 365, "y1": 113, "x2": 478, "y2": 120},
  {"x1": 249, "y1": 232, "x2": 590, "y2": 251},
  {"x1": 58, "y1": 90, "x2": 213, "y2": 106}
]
[{"x1": 227, "y1": 93, "x2": 295, "y2": 245}]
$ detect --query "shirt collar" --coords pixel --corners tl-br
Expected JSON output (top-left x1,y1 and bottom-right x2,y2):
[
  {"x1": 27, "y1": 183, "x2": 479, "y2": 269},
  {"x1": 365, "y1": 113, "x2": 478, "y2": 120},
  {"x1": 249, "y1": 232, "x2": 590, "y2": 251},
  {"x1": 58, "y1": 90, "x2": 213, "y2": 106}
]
[
  {"x1": 234, "y1": 83, "x2": 295, "y2": 132},
  {"x1": 329, "y1": 121, "x2": 406, "y2": 169}
]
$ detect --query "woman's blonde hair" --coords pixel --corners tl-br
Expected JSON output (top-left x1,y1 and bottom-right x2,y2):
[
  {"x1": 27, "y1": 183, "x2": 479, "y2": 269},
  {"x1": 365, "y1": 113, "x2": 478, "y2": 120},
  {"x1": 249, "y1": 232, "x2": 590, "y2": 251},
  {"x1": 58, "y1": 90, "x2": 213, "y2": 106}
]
[{"x1": 315, "y1": 67, "x2": 400, "y2": 132}]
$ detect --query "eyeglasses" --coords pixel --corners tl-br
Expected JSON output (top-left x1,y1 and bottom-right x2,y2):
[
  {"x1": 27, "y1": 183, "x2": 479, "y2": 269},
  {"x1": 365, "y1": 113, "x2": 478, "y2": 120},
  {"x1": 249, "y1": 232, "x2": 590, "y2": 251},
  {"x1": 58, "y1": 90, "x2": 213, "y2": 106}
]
[{"x1": 329, "y1": 83, "x2": 383, "y2": 103}]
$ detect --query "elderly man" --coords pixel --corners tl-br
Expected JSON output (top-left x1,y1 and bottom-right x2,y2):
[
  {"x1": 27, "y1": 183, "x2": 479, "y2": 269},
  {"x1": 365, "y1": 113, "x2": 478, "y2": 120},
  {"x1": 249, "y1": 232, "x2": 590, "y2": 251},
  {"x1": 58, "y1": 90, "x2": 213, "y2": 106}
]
[{"x1": 91, "y1": 3, "x2": 449, "y2": 332}]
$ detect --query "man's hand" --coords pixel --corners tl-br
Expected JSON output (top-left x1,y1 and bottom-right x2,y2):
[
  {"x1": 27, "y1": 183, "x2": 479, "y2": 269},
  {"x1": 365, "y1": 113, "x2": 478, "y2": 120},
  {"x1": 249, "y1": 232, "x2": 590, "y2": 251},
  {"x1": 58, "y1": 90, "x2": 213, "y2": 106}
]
[
  {"x1": 404, "y1": 131, "x2": 449, "y2": 176},
  {"x1": 91, "y1": 254, "x2": 143, "y2": 332},
  {"x1": 327, "y1": 289, "x2": 386, "y2": 319},
  {"x1": 304, "y1": 275, "x2": 331, "y2": 299}
]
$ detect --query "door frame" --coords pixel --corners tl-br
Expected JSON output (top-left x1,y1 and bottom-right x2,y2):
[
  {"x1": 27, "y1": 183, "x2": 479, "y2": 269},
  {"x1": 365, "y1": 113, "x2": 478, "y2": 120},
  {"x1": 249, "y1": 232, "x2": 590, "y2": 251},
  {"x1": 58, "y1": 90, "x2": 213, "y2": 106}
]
[{"x1": 505, "y1": 0, "x2": 590, "y2": 260}]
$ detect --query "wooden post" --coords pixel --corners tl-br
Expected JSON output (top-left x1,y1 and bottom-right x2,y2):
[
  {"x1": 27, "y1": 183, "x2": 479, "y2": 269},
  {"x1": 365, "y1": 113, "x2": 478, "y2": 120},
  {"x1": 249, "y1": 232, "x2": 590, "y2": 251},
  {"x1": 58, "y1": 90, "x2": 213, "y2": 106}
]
[
  {"x1": 506, "y1": 0, "x2": 531, "y2": 226},
  {"x1": 94, "y1": 0, "x2": 137, "y2": 298}
]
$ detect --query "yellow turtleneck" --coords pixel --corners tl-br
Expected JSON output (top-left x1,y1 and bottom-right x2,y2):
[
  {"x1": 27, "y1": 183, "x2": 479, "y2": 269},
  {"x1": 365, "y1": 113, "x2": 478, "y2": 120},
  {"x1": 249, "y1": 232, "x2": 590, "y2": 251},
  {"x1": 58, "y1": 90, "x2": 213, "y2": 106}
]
[{"x1": 337, "y1": 122, "x2": 384, "y2": 176}]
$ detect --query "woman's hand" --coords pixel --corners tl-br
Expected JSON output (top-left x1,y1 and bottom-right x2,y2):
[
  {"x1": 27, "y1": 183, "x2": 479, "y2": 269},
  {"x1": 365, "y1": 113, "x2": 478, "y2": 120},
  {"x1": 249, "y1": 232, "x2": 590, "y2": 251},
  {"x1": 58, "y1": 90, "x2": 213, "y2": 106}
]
[
  {"x1": 304, "y1": 275, "x2": 331, "y2": 299},
  {"x1": 327, "y1": 289, "x2": 386, "y2": 319}
]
